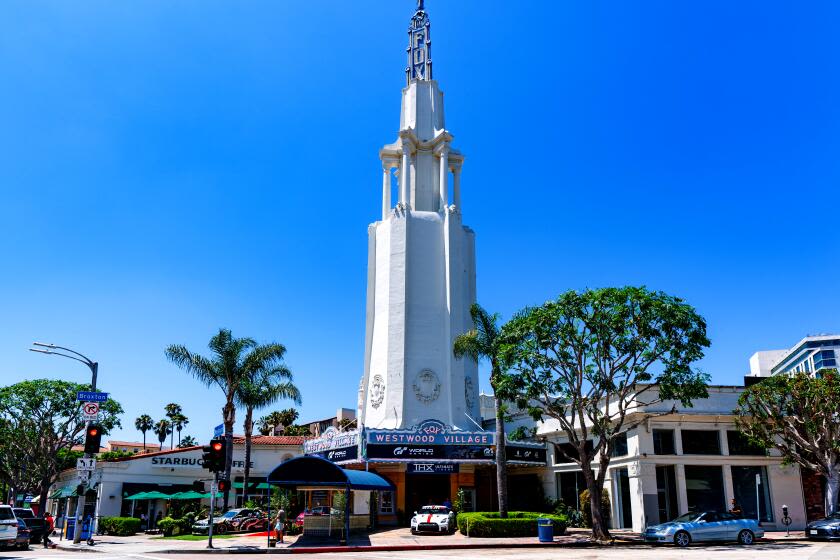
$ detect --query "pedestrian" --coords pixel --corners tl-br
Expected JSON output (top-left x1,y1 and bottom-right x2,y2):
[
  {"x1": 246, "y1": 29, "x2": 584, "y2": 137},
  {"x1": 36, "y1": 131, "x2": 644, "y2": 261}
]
[
  {"x1": 140, "y1": 512, "x2": 148, "y2": 531},
  {"x1": 43, "y1": 512, "x2": 55, "y2": 548},
  {"x1": 443, "y1": 497, "x2": 452, "y2": 509},
  {"x1": 274, "y1": 507, "x2": 287, "y2": 544},
  {"x1": 729, "y1": 499, "x2": 743, "y2": 517}
]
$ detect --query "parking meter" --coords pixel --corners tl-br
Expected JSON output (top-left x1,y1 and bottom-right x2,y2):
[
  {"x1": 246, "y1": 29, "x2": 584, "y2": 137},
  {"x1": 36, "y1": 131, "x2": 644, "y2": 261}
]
[{"x1": 781, "y1": 505, "x2": 792, "y2": 536}]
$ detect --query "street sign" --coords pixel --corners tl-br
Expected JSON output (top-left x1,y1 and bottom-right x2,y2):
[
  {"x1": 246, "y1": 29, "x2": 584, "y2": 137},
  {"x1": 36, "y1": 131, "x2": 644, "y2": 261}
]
[
  {"x1": 78, "y1": 471, "x2": 91, "y2": 483},
  {"x1": 213, "y1": 424, "x2": 223, "y2": 438},
  {"x1": 82, "y1": 402, "x2": 100, "y2": 421},
  {"x1": 76, "y1": 391, "x2": 108, "y2": 402},
  {"x1": 77, "y1": 458, "x2": 97, "y2": 472}
]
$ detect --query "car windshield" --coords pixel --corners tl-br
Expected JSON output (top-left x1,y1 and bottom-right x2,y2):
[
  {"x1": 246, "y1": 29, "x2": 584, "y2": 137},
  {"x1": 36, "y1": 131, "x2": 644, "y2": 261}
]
[
  {"x1": 419, "y1": 506, "x2": 449, "y2": 514},
  {"x1": 827, "y1": 512, "x2": 840, "y2": 520},
  {"x1": 221, "y1": 511, "x2": 239, "y2": 519},
  {"x1": 671, "y1": 512, "x2": 703, "y2": 523},
  {"x1": 0, "y1": 508, "x2": 14, "y2": 520},
  {"x1": 13, "y1": 509, "x2": 33, "y2": 518}
]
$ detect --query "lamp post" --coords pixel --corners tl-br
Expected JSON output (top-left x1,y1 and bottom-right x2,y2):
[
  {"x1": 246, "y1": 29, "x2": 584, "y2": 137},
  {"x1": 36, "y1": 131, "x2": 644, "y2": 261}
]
[{"x1": 30, "y1": 342, "x2": 99, "y2": 545}]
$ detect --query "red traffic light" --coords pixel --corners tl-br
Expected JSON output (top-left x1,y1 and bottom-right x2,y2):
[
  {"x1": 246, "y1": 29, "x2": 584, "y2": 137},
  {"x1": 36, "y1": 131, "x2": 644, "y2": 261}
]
[
  {"x1": 217, "y1": 479, "x2": 230, "y2": 493},
  {"x1": 211, "y1": 441, "x2": 223, "y2": 452},
  {"x1": 88, "y1": 427, "x2": 99, "y2": 437},
  {"x1": 84, "y1": 424, "x2": 103, "y2": 454}
]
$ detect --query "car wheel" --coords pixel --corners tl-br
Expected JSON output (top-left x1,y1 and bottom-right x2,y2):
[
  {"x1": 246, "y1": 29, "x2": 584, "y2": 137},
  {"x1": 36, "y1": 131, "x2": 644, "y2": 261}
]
[
  {"x1": 18, "y1": 542, "x2": 29, "y2": 551},
  {"x1": 411, "y1": 528, "x2": 417, "y2": 535},
  {"x1": 737, "y1": 529, "x2": 754, "y2": 545},
  {"x1": 674, "y1": 530, "x2": 691, "y2": 547},
  {"x1": 215, "y1": 525, "x2": 226, "y2": 535}
]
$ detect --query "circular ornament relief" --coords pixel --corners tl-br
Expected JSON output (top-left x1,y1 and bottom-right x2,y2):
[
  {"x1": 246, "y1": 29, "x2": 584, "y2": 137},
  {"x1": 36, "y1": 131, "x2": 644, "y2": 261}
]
[
  {"x1": 370, "y1": 374, "x2": 385, "y2": 409},
  {"x1": 413, "y1": 369, "x2": 441, "y2": 404}
]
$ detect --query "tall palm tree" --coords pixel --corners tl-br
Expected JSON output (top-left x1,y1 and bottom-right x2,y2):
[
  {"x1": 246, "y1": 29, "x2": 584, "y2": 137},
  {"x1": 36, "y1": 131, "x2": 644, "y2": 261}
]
[
  {"x1": 453, "y1": 303, "x2": 510, "y2": 518},
  {"x1": 154, "y1": 419, "x2": 172, "y2": 449},
  {"x1": 172, "y1": 413, "x2": 189, "y2": 447},
  {"x1": 236, "y1": 365, "x2": 301, "y2": 503},
  {"x1": 165, "y1": 328, "x2": 290, "y2": 510},
  {"x1": 135, "y1": 414, "x2": 154, "y2": 451},
  {"x1": 164, "y1": 403, "x2": 183, "y2": 450},
  {"x1": 277, "y1": 408, "x2": 299, "y2": 432}
]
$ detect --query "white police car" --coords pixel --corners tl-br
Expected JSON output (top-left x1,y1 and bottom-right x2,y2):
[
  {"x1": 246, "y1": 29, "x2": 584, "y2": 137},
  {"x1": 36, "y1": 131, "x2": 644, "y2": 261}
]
[{"x1": 410, "y1": 505, "x2": 455, "y2": 535}]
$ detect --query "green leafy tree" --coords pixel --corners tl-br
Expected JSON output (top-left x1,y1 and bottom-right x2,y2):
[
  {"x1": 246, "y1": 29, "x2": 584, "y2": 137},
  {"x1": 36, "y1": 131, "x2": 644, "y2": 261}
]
[
  {"x1": 236, "y1": 361, "x2": 301, "y2": 503},
  {"x1": 500, "y1": 287, "x2": 709, "y2": 541},
  {"x1": 0, "y1": 380, "x2": 122, "y2": 512},
  {"x1": 135, "y1": 414, "x2": 154, "y2": 451},
  {"x1": 338, "y1": 418, "x2": 357, "y2": 431},
  {"x1": 282, "y1": 424, "x2": 311, "y2": 437},
  {"x1": 453, "y1": 303, "x2": 512, "y2": 518},
  {"x1": 154, "y1": 419, "x2": 172, "y2": 448},
  {"x1": 164, "y1": 403, "x2": 183, "y2": 450},
  {"x1": 736, "y1": 370, "x2": 840, "y2": 515},
  {"x1": 165, "y1": 328, "x2": 291, "y2": 509},
  {"x1": 178, "y1": 435, "x2": 198, "y2": 448}
]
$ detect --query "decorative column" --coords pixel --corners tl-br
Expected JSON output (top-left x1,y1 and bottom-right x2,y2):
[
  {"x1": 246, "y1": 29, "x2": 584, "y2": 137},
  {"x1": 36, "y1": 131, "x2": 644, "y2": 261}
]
[
  {"x1": 438, "y1": 145, "x2": 449, "y2": 211},
  {"x1": 400, "y1": 142, "x2": 411, "y2": 207},
  {"x1": 382, "y1": 161, "x2": 393, "y2": 220},
  {"x1": 452, "y1": 162, "x2": 462, "y2": 210}
]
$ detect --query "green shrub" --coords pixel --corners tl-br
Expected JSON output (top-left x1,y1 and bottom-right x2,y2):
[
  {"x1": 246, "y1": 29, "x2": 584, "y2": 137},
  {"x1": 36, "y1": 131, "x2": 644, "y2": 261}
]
[
  {"x1": 579, "y1": 488, "x2": 611, "y2": 528},
  {"x1": 156, "y1": 516, "x2": 192, "y2": 537},
  {"x1": 99, "y1": 516, "x2": 141, "y2": 536},
  {"x1": 456, "y1": 511, "x2": 568, "y2": 538}
]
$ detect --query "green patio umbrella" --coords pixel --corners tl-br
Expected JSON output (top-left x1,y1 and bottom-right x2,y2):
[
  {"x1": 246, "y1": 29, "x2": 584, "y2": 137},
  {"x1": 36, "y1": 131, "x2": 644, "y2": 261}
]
[
  {"x1": 171, "y1": 491, "x2": 206, "y2": 500},
  {"x1": 124, "y1": 491, "x2": 152, "y2": 501},
  {"x1": 140, "y1": 491, "x2": 174, "y2": 500}
]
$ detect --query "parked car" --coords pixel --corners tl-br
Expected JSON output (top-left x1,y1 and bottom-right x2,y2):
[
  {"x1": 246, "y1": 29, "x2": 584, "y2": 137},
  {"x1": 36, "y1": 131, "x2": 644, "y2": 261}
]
[
  {"x1": 192, "y1": 508, "x2": 262, "y2": 535},
  {"x1": 229, "y1": 510, "x2": 268, "y2": 533},
  {"x1": 410, "y1": 505, "x2": 456, "y2": 535},
  {"x1": 806, "y1": 511, "x2": 840, "y2": 540},
  {"x1": 0, "y1": 506, "x2": 19, "y2": 549},
  {"x1": 13, "y1": 508, "x2": 45, "y2": 543},
  {"x1": 644, "y1": 511, "x2": 764, "y2": 547},
  {"x1": 14, "y1": 519, "x2": 31, "y2": 550}
]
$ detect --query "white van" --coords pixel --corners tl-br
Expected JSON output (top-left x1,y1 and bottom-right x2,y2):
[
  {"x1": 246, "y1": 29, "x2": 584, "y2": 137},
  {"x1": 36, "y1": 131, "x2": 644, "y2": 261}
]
[{"x1": 0, "y1": 506, "x2": 18, "y2": 548}]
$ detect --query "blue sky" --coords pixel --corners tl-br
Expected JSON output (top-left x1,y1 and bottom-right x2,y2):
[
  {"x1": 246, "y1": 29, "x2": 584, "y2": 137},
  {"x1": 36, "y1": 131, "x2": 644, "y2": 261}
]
[{"x1": 1, "y1": 0, "x2": 838, "y2": 444}]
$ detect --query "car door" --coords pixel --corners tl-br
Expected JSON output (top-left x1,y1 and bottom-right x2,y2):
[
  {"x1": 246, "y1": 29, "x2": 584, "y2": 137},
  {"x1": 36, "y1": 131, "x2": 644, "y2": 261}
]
[
  {"x1": 716, "y1": 512, "x2": 739, "y2": 540},
  {"x1": 693, "y1": 513, "x2": 725, "y2": 541}
]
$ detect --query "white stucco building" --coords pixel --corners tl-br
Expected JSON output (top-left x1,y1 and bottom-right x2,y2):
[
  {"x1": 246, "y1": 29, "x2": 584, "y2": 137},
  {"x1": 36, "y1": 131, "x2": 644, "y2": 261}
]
[{"x1": 527, "y1": 386, "x2": 809, "y2": 532}]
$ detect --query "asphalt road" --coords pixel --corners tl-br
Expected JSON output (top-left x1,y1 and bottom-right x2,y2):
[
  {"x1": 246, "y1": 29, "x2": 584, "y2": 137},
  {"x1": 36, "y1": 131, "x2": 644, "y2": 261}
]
[{"x1": 4, "y1": 542, "x2": 839, "y2": 560}]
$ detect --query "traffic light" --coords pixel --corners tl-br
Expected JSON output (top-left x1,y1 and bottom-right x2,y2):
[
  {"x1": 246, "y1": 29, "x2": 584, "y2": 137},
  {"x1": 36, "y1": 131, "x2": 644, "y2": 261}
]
[
  {"x1": 202, "y1": 437, "x2": 226, "y2": 473},
  {"x1": 216, "y1": 479, "x2": 230, "y2": 493},
  {"x1": 84, "y1": 424, "x2": 103, "y2": 454}
]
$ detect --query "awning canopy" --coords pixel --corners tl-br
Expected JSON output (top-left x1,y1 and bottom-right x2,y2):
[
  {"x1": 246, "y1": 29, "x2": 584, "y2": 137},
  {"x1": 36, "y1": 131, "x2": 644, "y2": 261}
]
[
  {"x1": 232, "y1": 482, "x2": 270, "y2": 490},
  {"x1": 50, "y1": 486, "x2": 78, "y2": 499},
  {"x1": 267, "y1": 456, "x2": 394, "y2": 491}
]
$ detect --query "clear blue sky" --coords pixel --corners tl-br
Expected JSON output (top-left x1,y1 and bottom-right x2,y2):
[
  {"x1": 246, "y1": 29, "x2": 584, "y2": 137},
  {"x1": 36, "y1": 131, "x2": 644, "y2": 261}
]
[{"x1": 1, "y1": 1, "x2": 838, "y2": 444}]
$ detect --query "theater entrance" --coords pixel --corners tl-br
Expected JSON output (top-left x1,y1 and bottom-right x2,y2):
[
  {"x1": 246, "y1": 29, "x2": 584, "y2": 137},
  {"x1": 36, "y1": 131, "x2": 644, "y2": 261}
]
[{"x1": 406, "y1": 473, "x2": 452, "y2": 516}]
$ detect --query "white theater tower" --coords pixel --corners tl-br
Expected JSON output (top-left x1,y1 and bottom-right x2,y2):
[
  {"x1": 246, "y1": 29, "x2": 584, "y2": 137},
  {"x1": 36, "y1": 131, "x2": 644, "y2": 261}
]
[{"x1": 358, "y1": 1, "x2": 480, "y2": 431}]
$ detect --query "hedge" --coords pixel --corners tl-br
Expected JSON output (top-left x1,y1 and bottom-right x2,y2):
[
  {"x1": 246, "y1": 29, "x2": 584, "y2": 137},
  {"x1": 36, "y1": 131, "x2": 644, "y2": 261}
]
[
  {"x1": 99, "y1": 517, "x2": 141, "y2": 536},
  {"x1": 157, "y1": 516, "x2": 193, "y2": 537},
  {"x1": 457, "y1": 512, "x2": 568, "y2": 538}
]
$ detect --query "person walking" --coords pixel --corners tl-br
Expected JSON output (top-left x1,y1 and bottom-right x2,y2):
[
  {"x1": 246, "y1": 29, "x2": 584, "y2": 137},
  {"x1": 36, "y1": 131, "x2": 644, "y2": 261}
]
[
  {"x1": 274, "y1": 507, "x2": 287, "y2": 544},
  {"x1": 729, "y1": 499, "x2": 743, "y2": 517},
  {"x1": 43, "y1": 512, "x2": 55, "y2": 548}
]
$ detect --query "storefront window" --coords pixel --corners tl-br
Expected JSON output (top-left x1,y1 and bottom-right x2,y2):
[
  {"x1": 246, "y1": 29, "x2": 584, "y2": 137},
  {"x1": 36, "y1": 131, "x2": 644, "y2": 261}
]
[
  {"x1": 681, "y1": 430, "x2": 721, "y2": 455},
  {"x1": 684, "y1": 465, "x2": 725, "y2": 512},
  {"x1": 731, "y1": 466, "x2": 773, "y2": 522},
  {"x1": 379, "y1": 491, "x2": 394, "y2": 514},
  {"x1": 727, "y1": 431, "x2": 766, "y2": 456},
  {"x1": 553, "y1": 440, "x2": 593, "y2": 464},
  {"x1": 610, "y1": 433, "x2": 628, "y2": 457},
  {"x1": 556, "y1": 471, "x2": 586, "y2": 510}
]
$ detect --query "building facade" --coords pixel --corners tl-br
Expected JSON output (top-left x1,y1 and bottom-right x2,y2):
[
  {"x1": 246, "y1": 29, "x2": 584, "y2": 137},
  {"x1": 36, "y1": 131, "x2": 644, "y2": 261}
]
[
  {"x1": 534, "y1": 386, "x2": 809, "y2": 532},
  {"x1": 748, "y1": 334, "x2": 839, "y2": 381}
]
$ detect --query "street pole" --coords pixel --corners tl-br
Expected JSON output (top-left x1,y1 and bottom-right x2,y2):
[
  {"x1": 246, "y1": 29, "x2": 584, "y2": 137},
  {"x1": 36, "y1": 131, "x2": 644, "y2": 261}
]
[
  {"x1": 29, "y1": 343, "x2": 99, "y2": 545},
  {"x1": 208, "y1": 475, "x2": 217, "y2": 549},
  {"x1": 755, "y1": 473, "x2": 761, "y2": 524}
]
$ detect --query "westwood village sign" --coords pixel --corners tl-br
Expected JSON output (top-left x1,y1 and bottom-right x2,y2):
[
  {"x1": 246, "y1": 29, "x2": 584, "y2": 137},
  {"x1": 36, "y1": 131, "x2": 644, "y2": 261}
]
[
  {"x1": 303, "y1": 426, "x2": 360, "y2": 464},
  {"x1": 365, "y1": 419, "x2": 496, "y2": 463}
]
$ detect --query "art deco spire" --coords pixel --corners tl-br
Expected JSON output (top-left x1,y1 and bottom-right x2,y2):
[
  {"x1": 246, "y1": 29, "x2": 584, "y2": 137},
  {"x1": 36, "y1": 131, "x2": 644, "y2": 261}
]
[{"x1": 406, "y1": 0, "x2": 432, "y2": 84}]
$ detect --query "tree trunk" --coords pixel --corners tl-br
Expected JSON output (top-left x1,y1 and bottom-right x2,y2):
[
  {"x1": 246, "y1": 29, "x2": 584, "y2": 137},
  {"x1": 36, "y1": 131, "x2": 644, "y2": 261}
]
[
  {"x1": 142, "y1": 432, "x2": 146, "y2": 452},
  {"x1": 582, "y1": 462, "x2": 611, "y2": 541},
  {"x1": 827, "y1": 464, "x2": 840, "y2": 516},
  {"x1": 494, "y1": 395, "x2": 508, "y2": 518},
  {"x1": 222, "y1": 399, "x2": 236, "y2": 511},
  {"x1": 170, "y1": 429, "x2": 174, "y2": 451},
  {"x1": 242, "y1": 407, "x2": 254, "y2": 506}
]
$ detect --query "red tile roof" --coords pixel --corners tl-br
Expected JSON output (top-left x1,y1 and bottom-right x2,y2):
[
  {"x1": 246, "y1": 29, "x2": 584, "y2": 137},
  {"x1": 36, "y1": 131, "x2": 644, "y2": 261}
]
[{"x1": 231, "y1": 435, "x2": 304, "y2": 445}]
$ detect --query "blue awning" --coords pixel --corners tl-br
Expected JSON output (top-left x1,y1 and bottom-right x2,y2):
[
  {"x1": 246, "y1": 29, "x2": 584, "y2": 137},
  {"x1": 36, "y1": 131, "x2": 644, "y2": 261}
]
[{"x1": 267, "y1": 456, "x2": 394, "y2": 491}]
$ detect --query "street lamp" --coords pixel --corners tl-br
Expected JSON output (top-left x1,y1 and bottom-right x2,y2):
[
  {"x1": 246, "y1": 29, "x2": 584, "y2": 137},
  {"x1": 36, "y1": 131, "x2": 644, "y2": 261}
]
[{"x1": 29, "y1": 342, "x2": 99, "y2": 545}]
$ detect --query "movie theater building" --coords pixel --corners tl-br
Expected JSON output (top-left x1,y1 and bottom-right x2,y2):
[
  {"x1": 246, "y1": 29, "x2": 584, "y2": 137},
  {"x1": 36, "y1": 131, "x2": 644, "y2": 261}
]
[{"x1": 46, "y1": 436, "x2": 303, "y2": 521}]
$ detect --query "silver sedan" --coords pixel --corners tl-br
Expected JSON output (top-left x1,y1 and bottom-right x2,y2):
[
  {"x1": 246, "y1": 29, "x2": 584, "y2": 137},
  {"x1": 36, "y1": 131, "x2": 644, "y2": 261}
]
[{"x1": 644, "y1": 511, "x2": 764, "y2": 547}]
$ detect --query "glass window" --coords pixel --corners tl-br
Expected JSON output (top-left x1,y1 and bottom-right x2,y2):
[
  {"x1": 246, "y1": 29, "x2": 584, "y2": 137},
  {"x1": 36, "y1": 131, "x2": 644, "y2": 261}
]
[
  {"x1": 0, "y1": 508, "x2": 13, "y2": 520},
  {"x1": 731, "y1": 466, "x2": 773, "y2": 522},
  {"x1": 553, "y1": 441, "x2": 593, "y2": 464},
  {"x1": 652, "y1": 429, "x2": 675, "y2": 455},
  {"x1": 556, "y1": 471, "x2": 586, "y2": 510},
  {"x1": 684, "y1": 465, "x2": 725, "y2": 512},
  {"x1": 379, "y1": 491, "x2": 394, "y2": 514},
  {"x1": 681, "y1": 430, "x2": 721, "y2": 455},
  {"x1": 727, "y1": 431, "x2": 766, "y2": 456},
  {"x1": 611, "y1": 433, "x2": 628, "y2": 457},
  {"x1": 656, "y1": 465, "x2": 678, "y2": 523}
]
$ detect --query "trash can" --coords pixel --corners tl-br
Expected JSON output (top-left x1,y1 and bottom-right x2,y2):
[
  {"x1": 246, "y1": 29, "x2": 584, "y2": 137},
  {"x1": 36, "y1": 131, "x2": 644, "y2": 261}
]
[
  {"x1": 65, "y1": 519, "x2": 76, "y2": 540},
  {"x1": 537, "y1": 518, "x2": 553, "y2": 543}
]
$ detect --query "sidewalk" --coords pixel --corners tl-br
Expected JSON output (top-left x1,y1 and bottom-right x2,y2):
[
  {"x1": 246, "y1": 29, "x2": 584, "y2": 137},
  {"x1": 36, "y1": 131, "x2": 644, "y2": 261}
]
[{"x1": 54, "y1": 527, "x2": 812, "y2": 554}]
